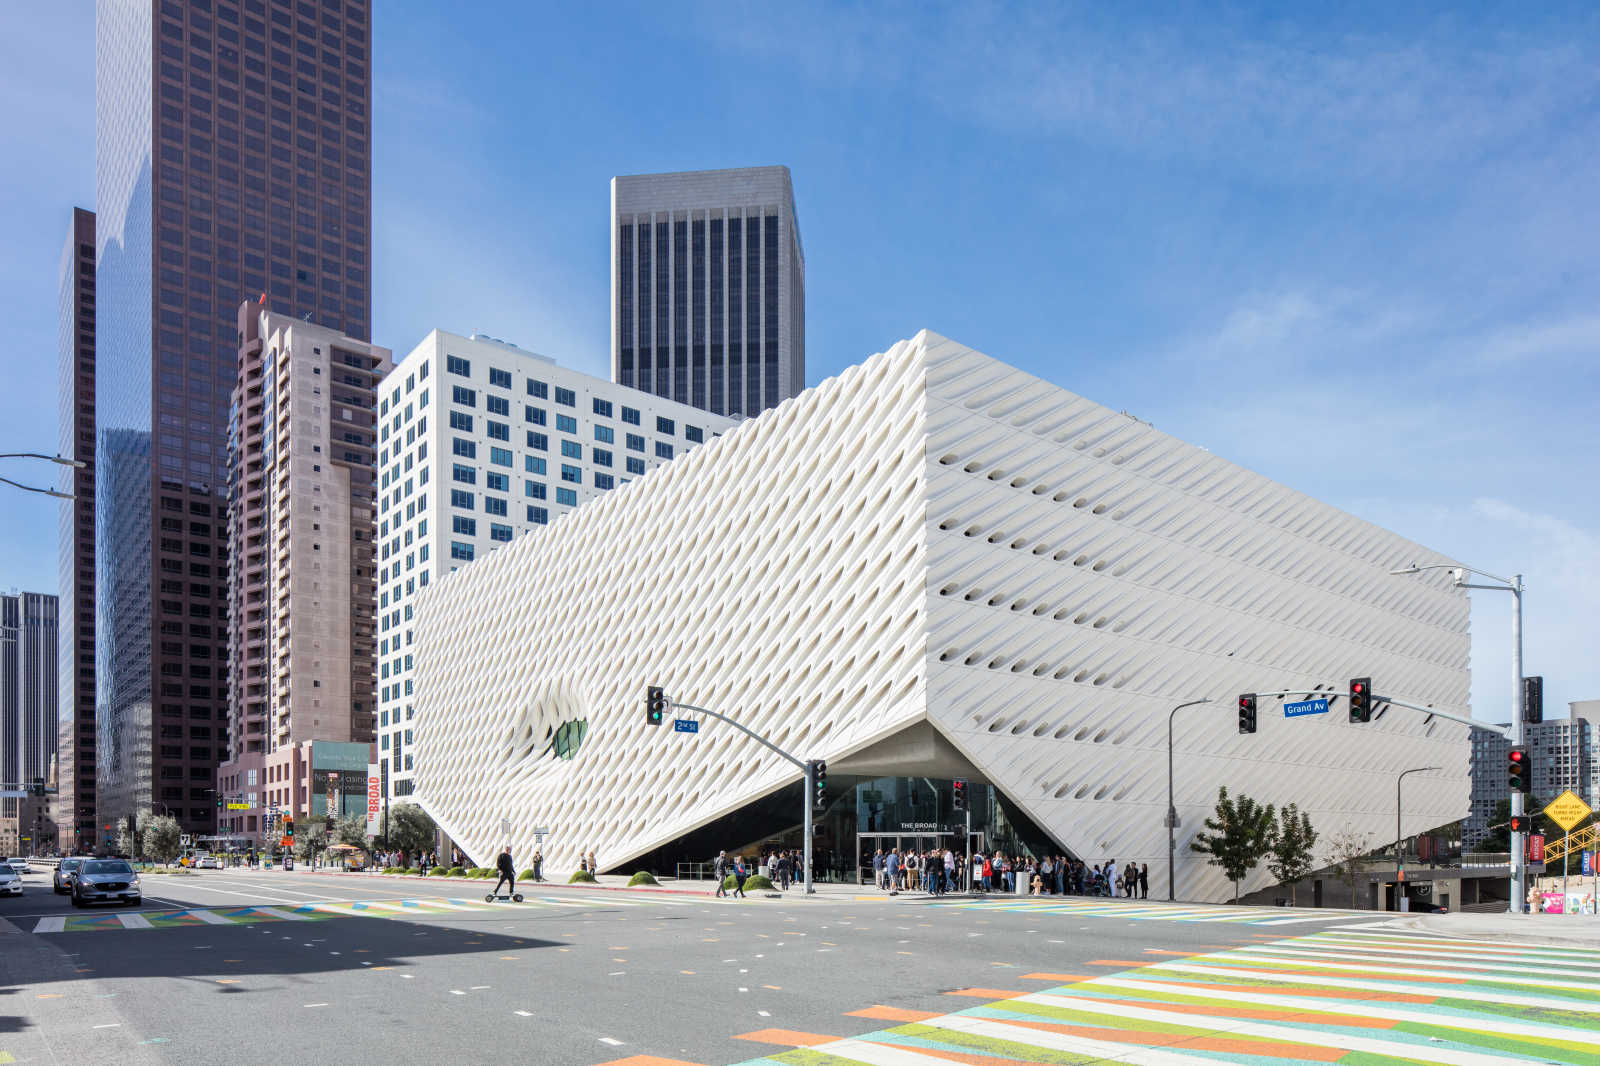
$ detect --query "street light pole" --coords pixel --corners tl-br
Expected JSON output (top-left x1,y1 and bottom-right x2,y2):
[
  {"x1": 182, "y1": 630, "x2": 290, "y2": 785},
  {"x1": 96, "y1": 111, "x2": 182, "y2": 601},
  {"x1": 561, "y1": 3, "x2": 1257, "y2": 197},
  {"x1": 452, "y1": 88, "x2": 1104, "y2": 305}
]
[
  {"x1": 1390, "y1": 562, "x2": 1526, "y2": 912},
  {"x1": 1167, "y1": 697, "x2": 1213, "y2": 902},
  {"x1": 1395, "y1": 766, "x2": 1440, "y2": 911}
]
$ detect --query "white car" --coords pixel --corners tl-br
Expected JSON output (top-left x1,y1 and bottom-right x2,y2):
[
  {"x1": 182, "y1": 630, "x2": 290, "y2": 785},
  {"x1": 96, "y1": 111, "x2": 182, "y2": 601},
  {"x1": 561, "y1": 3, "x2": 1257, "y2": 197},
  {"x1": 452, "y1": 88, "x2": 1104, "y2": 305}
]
[
  {"x1": 0, "y1": 866, "x2": 21, "y2": 896},
  {"x1": 197, "y1": 856, "x2": 220, "y2": 870},
  {"x1": 3, "y1": 857, "x2": 29, "y2": 875}
]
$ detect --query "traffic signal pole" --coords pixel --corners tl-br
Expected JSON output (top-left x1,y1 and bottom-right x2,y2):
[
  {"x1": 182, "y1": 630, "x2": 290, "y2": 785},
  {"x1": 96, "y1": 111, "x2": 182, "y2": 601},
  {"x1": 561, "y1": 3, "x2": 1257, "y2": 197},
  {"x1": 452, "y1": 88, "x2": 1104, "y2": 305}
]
[
  {"x1": 1166, "y1": 698, "x2": 1212, "y2": 902},
  {"x1": 665, "y1": 698, "x2": 818, "y2": 894}
]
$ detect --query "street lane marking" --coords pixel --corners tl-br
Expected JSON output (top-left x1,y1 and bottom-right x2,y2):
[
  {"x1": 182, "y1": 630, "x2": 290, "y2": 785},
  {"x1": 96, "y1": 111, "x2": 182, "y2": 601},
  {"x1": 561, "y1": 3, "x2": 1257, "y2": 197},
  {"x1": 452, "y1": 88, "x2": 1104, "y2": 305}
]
[
  {"x1": 32, "y1": 916, "x2": 65, "y2": 934},
  {"x1": 254, "y1": 907, "x2": 312, "y2": 922},
  {"x1": 92, "y1": 1024, "x2": 120, "y2": 1028},
  {"x1": 732, "y1": 1029, "x2": 841, "y2": 1047}
]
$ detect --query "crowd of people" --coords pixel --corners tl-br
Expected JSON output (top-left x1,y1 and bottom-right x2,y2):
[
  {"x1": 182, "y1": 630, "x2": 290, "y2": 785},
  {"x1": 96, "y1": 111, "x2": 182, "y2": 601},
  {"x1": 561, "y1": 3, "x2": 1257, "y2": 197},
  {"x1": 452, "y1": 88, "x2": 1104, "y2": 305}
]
[{"x1": 868, "y1": 848, "x2": 1151, "y2": 897}]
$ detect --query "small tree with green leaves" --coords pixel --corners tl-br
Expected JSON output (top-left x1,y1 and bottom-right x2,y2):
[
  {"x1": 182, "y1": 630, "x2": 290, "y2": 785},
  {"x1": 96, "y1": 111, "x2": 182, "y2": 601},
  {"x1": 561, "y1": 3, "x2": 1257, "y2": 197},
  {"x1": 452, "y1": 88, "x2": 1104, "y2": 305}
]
[
  {"x1": 1188, "y1": 787, "x2": 1276, "y2": 903},
  {"x1": 334, "y1": 813, "x2": 370, "y2": 851},
  {"x1": 117, "y1": 812, "x2": 151, "y2": 861},
  {"x1": 1325, "y1": 825, "x2": 1375, "y2": 909},
  {"x1": 293, "y1": 821, "x2": 327, "y2": 862},
  {"x1": 1267, "y1": 804, "x2": 1319, "y2": 906},
  {"x1": 143, "y1": 815, "x2": 183, "y2": 866},
  {"x1": 382, "y1": 802, "x2": 438, "y2": 866}
]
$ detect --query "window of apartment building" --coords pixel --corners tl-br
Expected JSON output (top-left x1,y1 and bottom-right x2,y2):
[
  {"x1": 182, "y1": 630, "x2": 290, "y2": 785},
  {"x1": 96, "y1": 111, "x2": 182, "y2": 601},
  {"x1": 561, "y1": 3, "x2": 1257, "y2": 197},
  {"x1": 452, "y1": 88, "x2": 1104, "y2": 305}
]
[
  {"x1": 484, "y1": 471, "x2": 509, "y2": 492},
  {"x1": 452, "y1": 386, "x2": 476, "y2": 408},
  {"x1": 453, "y1": 438, "x2": 476, "y2": 458},
  {"x1": 626, "y1": 433, "x2": 645, "y2": 452},
  {"x1": 487, "y1": 421, "x2": 509, "y2": 441},
  {"x1": 527, "y1": 431, "x2": 547, "y2": 451},
  {"x1": 449, "y1": 411, "x2": 473, "y2": 432},
  {"x1": 453, "y1": 515, "x2": 476, "y2": 536},
  {"x1": 527, "y1": 379, "x2": 548, "y2": 399},
  {"x1": 490, "y1": 523, "x2": 513, "y2": 542},
  {"x1": 527, "y1": 506, "x2": 548, "y2": 524},
  {"x1": 525, "y1": 480, "x2": 546, "y2": 499},
  {"x1": 450, "y1": 490, "x2": 474, "y2": 510},
  {"x1": 656, "y1": 416, "x2": 675, "y2": 435},
  {"x1": 525, "y1": 405, "x2": 546, "y2": 426},
  {"x1": 556, "y1": 414, "x2": 577, "y2": 434},
  {"x1": 556, "y1": 487, "x2": 577, "y2": 507},
  {"x1": 593, "y1": 398, "x2": 613, "y2": 418},
  {"x1": 561, "y1": 440, "x2": 582, "y2": 460},
  {"x1": 560, "y1": 464, "x2": 581, "y2": 484},
  {"x1": 594, "y1": 473, "x2": 615, "y2": 491},
  {"x1": 626, "y1": 456, "x2": 646, "y2": 476},
  {"x1": 656, "y1": 442, "x2": 674, "y2": 460},
  {"x1": 525, "y1": 456, "x2": 546, "y2": 475},
  {"x1": 593, "y1": 448, "x2": 613, "y2": 467},
  {"x1": 446, "y1": 355, "x2": 470, "y2": 377},
  {"x1": 452, "y1": 463, "x2": 475, "y2": 485},
  {"x1": 484, "y1": 496, "x2": 507, "y2": 517},
  {"x1": 486, "y1": 395, "x2": 509, "y2": 416},
  {"x1": 489, "y1": 368, "x2": 512, "y2": 389},
  {"x1": 622, "y1": 406, "x2": 641, "y2": 426},
  {"x1": 595, "y1": 425, "x2": 614, "y2": 444},
  {"x1": 451, "y1": 541, "x2": 474, "y2": 561},
  {"x1": 685, "y1": 425, "x2": 704, "y2": 443},
  {"x1": 555, "y1": 387, "x2": 576, "y2": 407}
]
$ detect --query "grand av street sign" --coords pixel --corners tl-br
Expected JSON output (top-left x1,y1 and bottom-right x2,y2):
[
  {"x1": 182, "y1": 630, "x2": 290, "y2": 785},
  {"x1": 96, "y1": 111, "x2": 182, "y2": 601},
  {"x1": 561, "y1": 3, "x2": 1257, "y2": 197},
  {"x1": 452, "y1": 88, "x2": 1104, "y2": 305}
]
[
  {"x1": 1545, "y1": 790, "x2": 1593, "y2": 833},
  {"x1": 1284, "y1": 698, "x2": 1329, "y2": 718}
]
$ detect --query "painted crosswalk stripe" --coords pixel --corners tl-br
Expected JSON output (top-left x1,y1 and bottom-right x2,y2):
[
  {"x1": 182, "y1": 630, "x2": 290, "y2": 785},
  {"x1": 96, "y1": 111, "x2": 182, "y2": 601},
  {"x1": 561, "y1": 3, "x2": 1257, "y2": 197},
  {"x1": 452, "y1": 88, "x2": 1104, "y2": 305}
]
[
  {"x1": 116, "y1": 913, "x2": 153, "y2": 930},
  {"x1": 185, "y1": 910, "x2": 235, "y2": 925},
  {"x1": 33, "y1": 916, "x2": 65, "y2": 934}
]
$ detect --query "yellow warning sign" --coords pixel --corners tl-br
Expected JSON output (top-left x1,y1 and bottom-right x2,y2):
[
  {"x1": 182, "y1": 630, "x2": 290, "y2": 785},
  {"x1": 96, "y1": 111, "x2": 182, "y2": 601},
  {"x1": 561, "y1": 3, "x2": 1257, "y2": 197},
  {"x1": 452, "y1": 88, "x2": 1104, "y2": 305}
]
[{"x1": 1544, "y1": 790, "x2": 1593, "y2": 832}]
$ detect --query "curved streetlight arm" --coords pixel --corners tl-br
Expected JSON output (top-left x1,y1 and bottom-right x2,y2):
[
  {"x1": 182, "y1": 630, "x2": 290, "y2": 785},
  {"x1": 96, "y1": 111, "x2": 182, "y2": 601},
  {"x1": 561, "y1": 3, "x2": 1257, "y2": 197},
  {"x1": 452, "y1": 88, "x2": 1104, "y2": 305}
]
[
  {"x1": 1394, "y1": 766, "x2": 1440, "y2": 911},
  {"x1": 0, "y1": 476, "x2": 74, "y2": 500},
  {"x1": 1389, "y1": 561, "x2": 1517, "y2": 590},
  {"x1": 0, "y1": 452, "x2": 86, "y2": 468},
  {"x1": 1166, "y1": 697, "x2": 1213, "y2": 902},
  {"x1": 669, "y1": 701, "x2": 808, "y2": 771}
]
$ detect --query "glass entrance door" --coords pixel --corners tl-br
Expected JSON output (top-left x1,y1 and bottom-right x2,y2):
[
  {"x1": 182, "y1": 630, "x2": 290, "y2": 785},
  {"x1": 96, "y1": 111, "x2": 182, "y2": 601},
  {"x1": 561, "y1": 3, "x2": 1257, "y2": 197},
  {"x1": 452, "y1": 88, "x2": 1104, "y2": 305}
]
[{"x1": 855, "y1": 832, "x2": 954, "y2": 885}]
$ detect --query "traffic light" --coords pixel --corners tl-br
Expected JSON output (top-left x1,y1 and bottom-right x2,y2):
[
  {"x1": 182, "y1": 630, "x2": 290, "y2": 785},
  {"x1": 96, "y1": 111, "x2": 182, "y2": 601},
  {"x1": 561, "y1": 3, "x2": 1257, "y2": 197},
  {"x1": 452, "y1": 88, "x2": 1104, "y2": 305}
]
[
  {"x1": 810, "y1": 760, "x2": 827, "y2": 811},
  {"x1": 1508, "y1": 748, "x2": 1531, "y2": 793},
  {"x1": 1238, "y1": 694, "x2": 1258, "y2": 734},
  {"x1": 646, "y1": 686, "x2": 666, "y2": 726},
  {"x1": 1509, "y1": 814, "x2": 1532, "y2": 834},
  {"x1": 1349, "y1": 678, "x2": 1372, "y2": 723},
  {"x1": 1522, "y1": 676, "x2": 1543, "y2": 724},
  {"x1": 952, "y1": 777, "x2": 967, "y2": 811},
  {"x1": 284, "y1": 818, "x2": 295, "y2": 840}
]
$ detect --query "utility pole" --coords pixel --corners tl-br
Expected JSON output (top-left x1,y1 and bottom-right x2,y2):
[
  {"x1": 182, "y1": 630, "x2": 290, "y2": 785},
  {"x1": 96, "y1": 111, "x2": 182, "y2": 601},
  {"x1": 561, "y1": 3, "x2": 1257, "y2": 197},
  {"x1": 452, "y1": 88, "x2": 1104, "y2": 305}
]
[{"x1": 1165, "y1": 698, "x2": 1212, "y2": 902}]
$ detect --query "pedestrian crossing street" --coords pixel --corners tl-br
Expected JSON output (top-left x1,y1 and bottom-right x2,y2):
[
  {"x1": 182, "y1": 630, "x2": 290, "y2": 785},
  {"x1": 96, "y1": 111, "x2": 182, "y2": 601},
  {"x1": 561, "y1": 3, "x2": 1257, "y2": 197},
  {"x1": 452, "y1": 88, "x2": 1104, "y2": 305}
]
[
  {"x1": 30, "y1": 891, "x2": 689, "y2": 934},
  {"x1": 722, "y1": 926, "x2": 1600, "y2": 1066},
  {"x1": 925, "y1": 894, "x2": 1377, "y2": 926}
]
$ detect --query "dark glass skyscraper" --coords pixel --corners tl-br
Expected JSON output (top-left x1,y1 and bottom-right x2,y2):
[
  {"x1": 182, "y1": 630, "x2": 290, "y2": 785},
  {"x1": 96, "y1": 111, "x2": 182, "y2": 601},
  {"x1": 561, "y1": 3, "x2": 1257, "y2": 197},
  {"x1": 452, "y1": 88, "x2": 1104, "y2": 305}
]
[
  {"x1": 611, "y1": 167, "x2": 805, "y2": 418},
  {"x1": 94, "y1": 0, "x2": 373, "y2": 844}
]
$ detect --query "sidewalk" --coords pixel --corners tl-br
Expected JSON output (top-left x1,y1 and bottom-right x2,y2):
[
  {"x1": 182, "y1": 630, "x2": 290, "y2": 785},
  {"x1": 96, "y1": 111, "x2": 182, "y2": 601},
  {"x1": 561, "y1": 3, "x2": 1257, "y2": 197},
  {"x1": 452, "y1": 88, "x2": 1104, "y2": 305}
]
[{"x1": 1385, "y1": 910, "x2": 1600, "y2": 947}]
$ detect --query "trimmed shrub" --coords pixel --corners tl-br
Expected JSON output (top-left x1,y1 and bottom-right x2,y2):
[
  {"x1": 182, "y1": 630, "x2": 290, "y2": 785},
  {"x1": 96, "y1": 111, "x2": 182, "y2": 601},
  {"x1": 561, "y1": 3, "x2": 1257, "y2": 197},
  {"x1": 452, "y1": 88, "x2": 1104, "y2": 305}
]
[
  {"x1": 568, "y1": 869, "x2": 597, "y2": 884},
  {"x1": 517, "y1": 869, "x2": 539, "y2": 881},
  {"x1": 627, "y1": 871, "x2": 659, "y2": 887},
  {"x1": 744, "y1": 874, "x2": 775, "y2": 891},
  {"x1": 429, "y1": 866, "x2": 449, "y2": 876},
  {"x1": 446, "y1": 866, "x2": 466, "y2": 876}
]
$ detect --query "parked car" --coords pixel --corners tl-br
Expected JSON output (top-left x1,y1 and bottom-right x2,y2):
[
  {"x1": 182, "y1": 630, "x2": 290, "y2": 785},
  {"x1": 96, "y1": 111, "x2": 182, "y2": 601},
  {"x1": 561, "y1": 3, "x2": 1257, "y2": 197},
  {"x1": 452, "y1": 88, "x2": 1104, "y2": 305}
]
[
  {"x1": 70, "y1": 859, "x2": 141, "y2": 908},
  {"x1": 0, "y1": 865, "x2": 21, "y2": 897},
  {"x1": 196, "y1": 855, "x2": 220, "y2": 870},
  {"x1": 54, "y1": 857, "x2": 84, "y2": 894}
]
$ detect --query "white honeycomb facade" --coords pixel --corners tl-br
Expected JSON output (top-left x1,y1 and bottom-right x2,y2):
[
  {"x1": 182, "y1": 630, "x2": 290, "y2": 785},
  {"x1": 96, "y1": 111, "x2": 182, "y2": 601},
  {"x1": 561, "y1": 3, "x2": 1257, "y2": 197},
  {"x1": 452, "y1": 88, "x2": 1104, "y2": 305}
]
[{"x1": 411, "y1": 331, "x2": 1471, "y2": 902}]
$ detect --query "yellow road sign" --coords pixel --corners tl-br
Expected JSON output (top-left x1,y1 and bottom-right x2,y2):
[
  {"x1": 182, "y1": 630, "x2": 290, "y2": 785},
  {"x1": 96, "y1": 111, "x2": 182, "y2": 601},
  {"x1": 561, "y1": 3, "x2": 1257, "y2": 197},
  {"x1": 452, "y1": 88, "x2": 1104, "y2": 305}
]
[{"x1": 1544, "y1": 790, "x2": 1593, "y2": 832}]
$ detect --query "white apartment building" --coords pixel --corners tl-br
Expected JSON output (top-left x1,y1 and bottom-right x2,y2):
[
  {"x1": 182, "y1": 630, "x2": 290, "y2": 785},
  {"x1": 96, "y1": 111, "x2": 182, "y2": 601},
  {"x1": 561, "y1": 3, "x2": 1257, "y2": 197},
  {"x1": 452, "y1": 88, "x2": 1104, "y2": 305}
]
[{"x1": 373, "y1": 330, "x2": 736, "y2": 795}]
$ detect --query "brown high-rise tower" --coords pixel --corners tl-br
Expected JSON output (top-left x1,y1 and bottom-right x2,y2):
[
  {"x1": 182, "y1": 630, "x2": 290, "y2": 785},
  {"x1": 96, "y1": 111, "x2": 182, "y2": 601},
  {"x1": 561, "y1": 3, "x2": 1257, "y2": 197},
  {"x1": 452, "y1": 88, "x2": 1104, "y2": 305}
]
[{"x1": 93, "y1": 0, "x2": 374, "y2": 846}]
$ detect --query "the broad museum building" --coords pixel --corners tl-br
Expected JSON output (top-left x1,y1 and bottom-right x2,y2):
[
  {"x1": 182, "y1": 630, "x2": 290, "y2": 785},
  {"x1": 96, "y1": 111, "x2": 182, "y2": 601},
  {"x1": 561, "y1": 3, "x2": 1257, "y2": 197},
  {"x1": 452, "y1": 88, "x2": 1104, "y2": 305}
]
[{"x1": 411, "y1": 332, "x2": 1470, "y2": 902}]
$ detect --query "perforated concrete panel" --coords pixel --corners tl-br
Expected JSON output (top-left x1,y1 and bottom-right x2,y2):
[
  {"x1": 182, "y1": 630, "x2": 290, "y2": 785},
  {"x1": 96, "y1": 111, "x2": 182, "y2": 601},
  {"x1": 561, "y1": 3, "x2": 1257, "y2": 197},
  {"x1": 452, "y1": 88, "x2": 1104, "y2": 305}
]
[{"x1": 412, "y1": 331, "x2": 1469, "y2": 902}]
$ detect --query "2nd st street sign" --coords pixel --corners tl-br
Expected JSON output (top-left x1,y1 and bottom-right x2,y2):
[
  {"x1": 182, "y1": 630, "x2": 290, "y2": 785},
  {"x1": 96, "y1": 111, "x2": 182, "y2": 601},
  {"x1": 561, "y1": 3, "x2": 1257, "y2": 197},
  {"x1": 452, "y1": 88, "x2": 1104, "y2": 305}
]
[{"x1": 673, "y1": 719, "x2": 699, "y2": 733}]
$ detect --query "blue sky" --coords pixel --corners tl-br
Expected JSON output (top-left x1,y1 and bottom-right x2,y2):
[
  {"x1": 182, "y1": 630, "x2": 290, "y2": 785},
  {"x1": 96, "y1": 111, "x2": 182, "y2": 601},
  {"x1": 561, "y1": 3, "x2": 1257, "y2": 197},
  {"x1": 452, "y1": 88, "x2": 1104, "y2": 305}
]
[{"x1": 1, "y1": 2, "x2": 1595, "y2": 721}]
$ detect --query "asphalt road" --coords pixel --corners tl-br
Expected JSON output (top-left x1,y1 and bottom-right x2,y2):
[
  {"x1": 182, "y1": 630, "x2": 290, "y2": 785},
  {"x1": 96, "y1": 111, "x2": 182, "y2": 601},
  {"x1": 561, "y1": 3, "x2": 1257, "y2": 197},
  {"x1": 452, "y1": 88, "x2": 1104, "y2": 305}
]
[{"x1": 0, "y1": 865, "x2": 1380, "y2": 1065}]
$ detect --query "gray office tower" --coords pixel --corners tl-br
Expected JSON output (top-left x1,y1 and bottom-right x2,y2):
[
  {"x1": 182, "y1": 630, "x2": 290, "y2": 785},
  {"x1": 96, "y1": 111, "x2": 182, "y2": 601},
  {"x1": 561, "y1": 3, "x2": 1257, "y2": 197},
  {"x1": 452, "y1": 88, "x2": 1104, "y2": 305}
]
[
  {"x1": 1, "y1": 593, "x2": 61, "y2": 806},
  {"x1": 94, "y1": 0, "x2": 374, "y2": 844},
  {"x1": 611, "y1": 167, "x2": 805, "y2": 418}
]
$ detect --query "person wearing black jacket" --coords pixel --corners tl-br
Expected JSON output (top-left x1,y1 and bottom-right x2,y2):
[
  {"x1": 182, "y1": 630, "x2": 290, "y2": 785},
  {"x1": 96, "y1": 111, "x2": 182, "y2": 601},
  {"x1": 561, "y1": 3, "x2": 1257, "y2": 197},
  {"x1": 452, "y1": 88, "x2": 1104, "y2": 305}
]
[{"x1": 494, "y1": 846, "x2": 516, "y2": 896}]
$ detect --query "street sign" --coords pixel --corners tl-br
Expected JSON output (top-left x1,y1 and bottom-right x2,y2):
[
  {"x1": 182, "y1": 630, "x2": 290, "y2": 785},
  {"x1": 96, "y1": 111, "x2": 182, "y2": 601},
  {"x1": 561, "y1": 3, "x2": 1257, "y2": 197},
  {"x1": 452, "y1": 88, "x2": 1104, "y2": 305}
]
[
  {"x1": 500, "y1": 818, "x2": 511, "y2": 835},
  {"x1": 1545, "y1": 791, "x2": 1593, "y2": 832},
  {"x1": 862, "y1": 790, "x2": 884, "y2": 803},
  {"x1": 1284, "y1": 698, "x2": 1329, "y2": 718},
  {"x1": 673, "y1": 719, "x2": 699, "y2": 733},
  {"x1": 180, "y1": 835, "x2": 191, "y2": 845},
  {"x1": 227, "y1": 803, "x2": 250, "y2": 810}
]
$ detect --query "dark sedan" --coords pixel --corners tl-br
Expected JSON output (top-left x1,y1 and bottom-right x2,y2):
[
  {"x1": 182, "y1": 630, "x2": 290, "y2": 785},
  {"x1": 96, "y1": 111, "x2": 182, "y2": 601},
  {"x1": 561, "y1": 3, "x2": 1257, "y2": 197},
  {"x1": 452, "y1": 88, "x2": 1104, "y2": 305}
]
[{"x1": 70, "y1": 860, "x2": 142, "y2": 908}]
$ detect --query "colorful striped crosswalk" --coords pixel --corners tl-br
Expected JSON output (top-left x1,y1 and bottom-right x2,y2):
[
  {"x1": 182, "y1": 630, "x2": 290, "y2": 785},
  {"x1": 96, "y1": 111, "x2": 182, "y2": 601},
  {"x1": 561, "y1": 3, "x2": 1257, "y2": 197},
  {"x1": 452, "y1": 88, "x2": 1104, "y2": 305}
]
[
  {"x1": 727, "y1": 927, "x2": 1600, "y2": 1065},
  {"x1": 925, "y1": 894, "x2": 1377, "y2": 926}
]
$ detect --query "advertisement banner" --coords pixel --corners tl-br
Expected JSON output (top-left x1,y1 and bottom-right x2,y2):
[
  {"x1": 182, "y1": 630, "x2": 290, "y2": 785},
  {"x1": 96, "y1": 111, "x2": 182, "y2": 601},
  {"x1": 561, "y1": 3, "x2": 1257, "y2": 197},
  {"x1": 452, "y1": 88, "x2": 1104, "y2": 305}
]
[
  {"x1": 367, "y1": 763, "x2": 381, "y2": 836},
  {"x1": 1528, "y1": 834, "x2": 1545, "y2": 864},
  {"x1": 1584, "y1": 850, "x2": 1594, "y2": 878}
]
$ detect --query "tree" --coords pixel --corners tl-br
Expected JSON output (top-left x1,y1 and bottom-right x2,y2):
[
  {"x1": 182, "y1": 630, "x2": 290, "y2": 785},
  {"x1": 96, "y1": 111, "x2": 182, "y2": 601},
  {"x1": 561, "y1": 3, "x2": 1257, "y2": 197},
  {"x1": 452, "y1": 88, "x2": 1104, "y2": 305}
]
[
  {"x1": 1325, "y1": 825, "x2": 1375, "y2": 908},
  {"x1": 1188, "y1": 787, "x2": 1276, "y2": 903},
  {"x1": 1267, "y1": 804, "x2": 1319, "y2": 906},
  {"x1": 381, "y1": 802, "x2": 438, "y2": 865},
  {"x1": 142, "y1": 816, "x2": 183, "y2": 866},
  {"x1": 117, "y1": 812, "x2": 153, "y2": 861},
  {"x1": 293, "y1": 821, "x2": 326, "y2": 862},
  {"x1": 333, "y1": 813, "x2": 370, "y2": 851}
]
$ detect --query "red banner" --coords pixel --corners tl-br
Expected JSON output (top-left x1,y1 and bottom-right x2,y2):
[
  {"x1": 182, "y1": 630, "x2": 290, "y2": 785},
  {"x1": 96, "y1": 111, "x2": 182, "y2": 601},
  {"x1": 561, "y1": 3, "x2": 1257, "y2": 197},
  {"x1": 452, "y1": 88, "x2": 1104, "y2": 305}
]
[{"x1": 1528, "y1": 834, "x2": 1545, "y2": 863}]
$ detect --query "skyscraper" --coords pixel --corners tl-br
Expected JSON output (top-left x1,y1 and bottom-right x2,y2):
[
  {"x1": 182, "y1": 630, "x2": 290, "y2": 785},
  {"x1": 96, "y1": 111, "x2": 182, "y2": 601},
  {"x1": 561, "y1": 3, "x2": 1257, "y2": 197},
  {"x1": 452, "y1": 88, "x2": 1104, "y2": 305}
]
[
  {"x1": 611, "y1": 167, "x2": 805, "y2": 418},
  {"x1": 0, "y1": 592, "x2": 60, "y2": 851},
  {"x1": 57, "y1": 207, "x2": 98, "y2": 853},
  {"x1": 94, "y1": 0, "x2": 374, "y2": 843}
]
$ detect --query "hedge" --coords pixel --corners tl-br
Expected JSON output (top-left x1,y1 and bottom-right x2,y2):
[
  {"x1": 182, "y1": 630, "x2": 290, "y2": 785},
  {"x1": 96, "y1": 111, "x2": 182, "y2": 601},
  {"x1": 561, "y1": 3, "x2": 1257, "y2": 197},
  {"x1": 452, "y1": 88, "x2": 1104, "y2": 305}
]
[
  {"x1": 568, "y1": 869, "x2": 597, "y2": 884},
  {"x1": 446, "y1": 866, "x2": 466, "y2": 877},
  {"x1": 722, "y1": 873, "x2": 775, "y2": 891},
  {"x1": 429, "y1": 866, "x2": 449, "y2": 876},
  {"x1": 517, "y1": 869, "x2": 540, "y2": 881},
  {"x1": 627, "y1": 871, "x2": 659, "y2": 887}
]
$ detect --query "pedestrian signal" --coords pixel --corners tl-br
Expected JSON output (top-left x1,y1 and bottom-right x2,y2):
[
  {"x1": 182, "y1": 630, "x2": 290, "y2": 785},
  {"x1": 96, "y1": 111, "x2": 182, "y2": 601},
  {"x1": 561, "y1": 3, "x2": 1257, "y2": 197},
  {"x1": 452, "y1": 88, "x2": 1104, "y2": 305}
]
[
  {"x1": 952, "y1": 777, "x2": 967, "y2": 811},
  {"x1": 1508, "y1": 748, "x2": 1531, "y2": 793},
  {"x1": 1509, "y1": 814, "x2": 1532, "y2": 833},
  {"x1": 1349, "y1": 678, "x2": 1372, "y2": 723},
  {"x1": 1238, "y1": 693, "x2": 1258, "y2": 734},
  {"x1": 645, "y1": 686, "x2": 666, "y2": 726}
]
